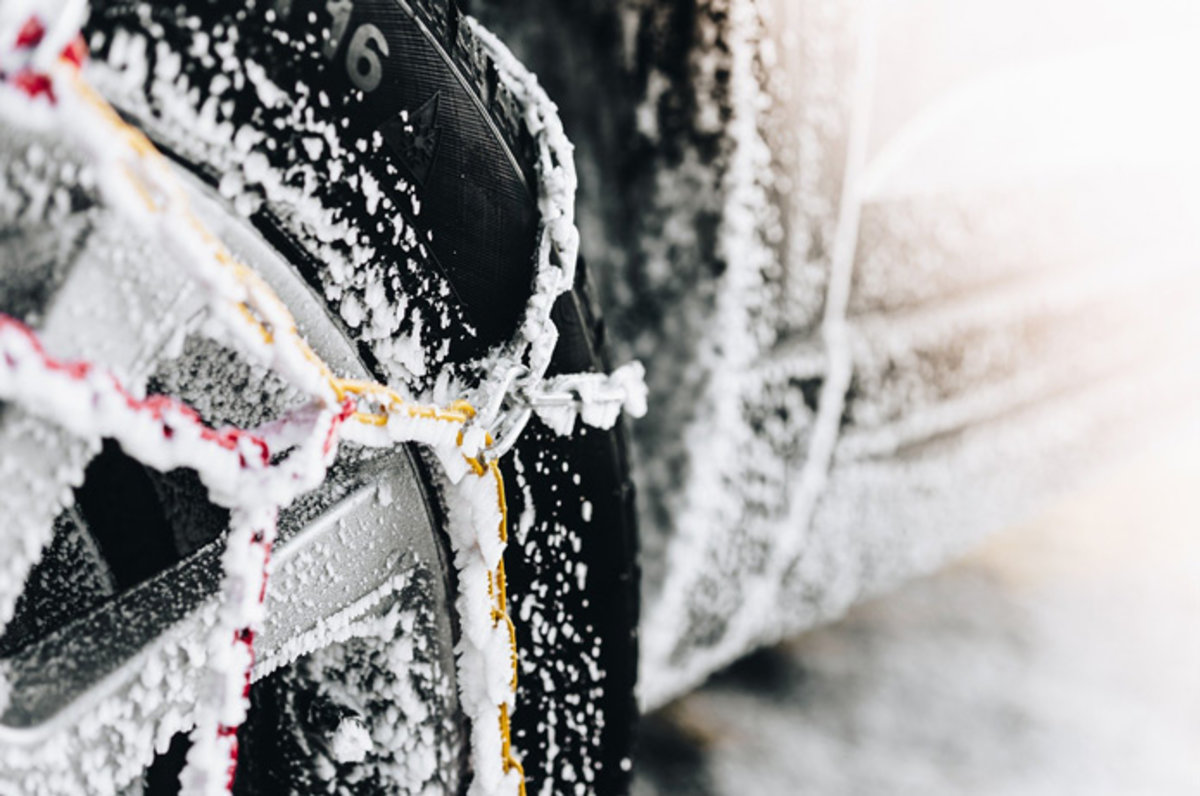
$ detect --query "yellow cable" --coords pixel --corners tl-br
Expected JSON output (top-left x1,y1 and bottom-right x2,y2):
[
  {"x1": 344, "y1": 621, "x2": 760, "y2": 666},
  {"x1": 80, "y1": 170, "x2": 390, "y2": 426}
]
[{"x1": 66, "y1": 66, "x2": 526, "y2": 793}]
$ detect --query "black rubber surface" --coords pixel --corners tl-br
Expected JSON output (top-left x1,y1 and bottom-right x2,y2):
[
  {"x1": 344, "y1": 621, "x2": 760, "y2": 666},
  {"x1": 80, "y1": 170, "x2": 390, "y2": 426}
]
[
  {"x1": 501, "y1": 262, "x2": 640, "y2": 794},
  {"x1": 82, "y1": 1, "x2": 639, "y2": 793},
  {"x1": 89, "y1": 0, "x2": 539, "y2": 366}
]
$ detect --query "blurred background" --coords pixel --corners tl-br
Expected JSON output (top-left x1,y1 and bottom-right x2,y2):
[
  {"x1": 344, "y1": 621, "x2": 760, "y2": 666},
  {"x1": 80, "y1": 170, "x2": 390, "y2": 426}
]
[{"x1": 634, "y1": 422, "x2": 1200, "y2": 794}]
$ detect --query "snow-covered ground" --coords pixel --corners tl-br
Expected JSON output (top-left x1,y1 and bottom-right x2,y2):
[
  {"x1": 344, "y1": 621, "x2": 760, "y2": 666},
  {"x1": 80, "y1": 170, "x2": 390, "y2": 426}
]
[{"x1": 634, "y1": 422, "x2": 1200, "y2": 795}]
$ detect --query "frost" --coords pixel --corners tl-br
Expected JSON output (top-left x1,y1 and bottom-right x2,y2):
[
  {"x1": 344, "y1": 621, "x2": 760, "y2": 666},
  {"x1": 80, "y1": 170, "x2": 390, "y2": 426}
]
[
  {"x1": 0, "y1": 663, "x2": 10, "y2": 715},
  {"x1": 0, "y1": 9, "x2": 648, "y2": 795},
  {"x1": 0, "y1": 63, "x2": 504, "y2": 794},
  {"x1": 339, "y1": 291, "x2": 364, "y2": 328},
  {"x1": 242, "y1": 59, "x2": 284, "y2": 108},
  {"x1": 376, "y1": 477, "x2": 394, "y2": 508},
  {"x1": 530, "y1": 362, "x2": 648, "y2": 436},
  {"x1": 327, "y1": 715, "x2": 370, "y2": 764}
]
